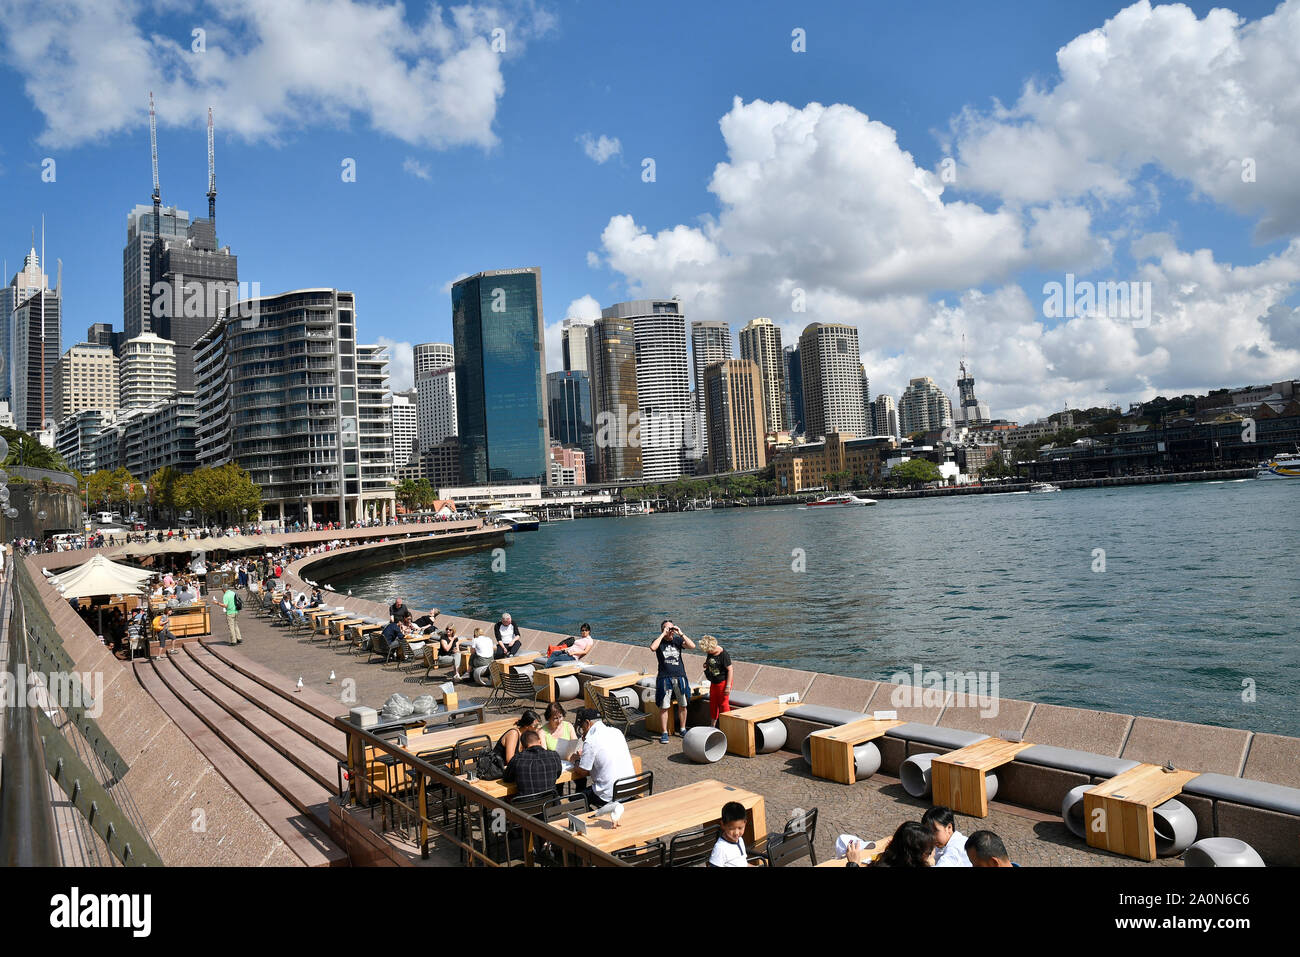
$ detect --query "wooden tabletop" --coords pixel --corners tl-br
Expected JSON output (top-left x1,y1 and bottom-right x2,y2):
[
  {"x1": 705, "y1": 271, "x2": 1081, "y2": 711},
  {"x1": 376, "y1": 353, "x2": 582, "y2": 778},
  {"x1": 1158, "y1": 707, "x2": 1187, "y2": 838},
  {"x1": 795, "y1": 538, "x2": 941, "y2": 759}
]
[
  {"x1": 457, "y1": 754, "x2": 643, "y2": 799},
  {"x1": 564, "y1": 779, "x2": 766, "y2": 854},
  {"x1": 814, "y1": 837, "x2": 891, "y2": 866},
  {"x1": 534, "y1": 663, "x2": 583, "y2": 680},
  {"x1": 402, "y1": 716, "x2": 519, "y2": 756},
  {"x1": 932, "y1": 737, "x2": 1034, "y2": 773},
  {"x1": 1085, "y1": 763, "x2": 1200, "y2": 860},
  {"x1": 809, "y1": 717, "x2": 904, "y2": 744},
  {"x1": 724, "y1": 700, "x2": 787, "y2": 723},
  {"x1": 584, "y1": 672, "x2": 647, "y2": 706},
  {"x1": 1088, "y1": 763, "x2": 1200, "y2": 806}
]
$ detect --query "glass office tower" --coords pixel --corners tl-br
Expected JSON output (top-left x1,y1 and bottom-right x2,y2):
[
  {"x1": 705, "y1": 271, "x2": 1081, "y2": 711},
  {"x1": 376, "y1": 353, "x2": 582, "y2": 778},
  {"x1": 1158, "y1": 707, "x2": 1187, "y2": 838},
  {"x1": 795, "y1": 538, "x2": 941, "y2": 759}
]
[
  {"x1": 547, "y1": 370, "x2": 594, "y2": 466},
  {"x1": 452, "y1": 268, "x2": 549, "y2": 484}
]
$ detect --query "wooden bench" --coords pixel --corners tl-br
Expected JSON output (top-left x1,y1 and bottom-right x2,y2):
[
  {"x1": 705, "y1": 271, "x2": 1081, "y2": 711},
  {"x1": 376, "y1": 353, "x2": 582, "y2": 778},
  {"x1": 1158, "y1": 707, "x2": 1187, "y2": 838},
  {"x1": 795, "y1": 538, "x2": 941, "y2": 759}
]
[
  {"x1": 930, "y1": 738, "x2": 1034, "y2": 817},
  {"x1": 807, "y1": 717, "x2": 904, "y2": 784},
  {"x1": 533, "y1": 664, "x2": 583, "y2": 703},
  {"x1": 583, "y1": 672, "x2": 646, "y2": 708},
  {"x1": 718, "y1": 700, "x2": 788, "y2": 757},
  {"x1": 1084, "y1": 763, "x2": 1200, "y2": 861}
]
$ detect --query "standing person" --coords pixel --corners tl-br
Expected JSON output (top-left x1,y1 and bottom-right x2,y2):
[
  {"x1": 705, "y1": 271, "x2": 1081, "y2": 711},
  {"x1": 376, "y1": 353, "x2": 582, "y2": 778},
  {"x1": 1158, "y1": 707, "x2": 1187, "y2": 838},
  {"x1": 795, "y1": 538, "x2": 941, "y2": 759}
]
[
  {"x1": 922, "y1": 806, "x2": 971, "y2": 868},
  {"x1": 155, "y1": 610, "x2": 177, "y2": 658},
  {"x1": 699, "y1": 635, "x2": 733, "y2": 728},
  {"x1": 493, "y1": 612, "x2": 523, "y2": 659},
  {"x1": 388, "y1": 597, "x2": 406, "y2": 622},
  {"x1": 650, "y1": 619, "x2": 695, "y2": 744},
  {"x1": 216, "y1": 583, "x2": 243, "y2": 645}
]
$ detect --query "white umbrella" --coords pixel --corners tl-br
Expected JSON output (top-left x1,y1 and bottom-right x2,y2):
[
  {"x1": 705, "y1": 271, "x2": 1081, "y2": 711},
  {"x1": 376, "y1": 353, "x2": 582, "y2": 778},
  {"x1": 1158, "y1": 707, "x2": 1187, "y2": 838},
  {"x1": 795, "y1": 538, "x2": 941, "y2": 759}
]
[{"x1": 51, "y1": 555, "x2": 153, "y2": 598}]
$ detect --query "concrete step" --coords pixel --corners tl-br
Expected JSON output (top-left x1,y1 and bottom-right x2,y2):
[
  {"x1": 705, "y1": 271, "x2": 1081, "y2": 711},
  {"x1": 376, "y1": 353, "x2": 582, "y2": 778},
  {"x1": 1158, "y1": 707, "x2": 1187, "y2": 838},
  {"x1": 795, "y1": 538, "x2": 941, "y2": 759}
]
[
  {"x1": 134, "y1": 662, "x2": 347, "y2": 867},
  {"x1": 201, "y1": 639, "x2": 348, "y2": 724},
  {"x1": 147, "y1": 656, "x2": 338, "y2": 836},
  {"x1": 169, "y1": 650, "x2": 340, "y2": 794}
]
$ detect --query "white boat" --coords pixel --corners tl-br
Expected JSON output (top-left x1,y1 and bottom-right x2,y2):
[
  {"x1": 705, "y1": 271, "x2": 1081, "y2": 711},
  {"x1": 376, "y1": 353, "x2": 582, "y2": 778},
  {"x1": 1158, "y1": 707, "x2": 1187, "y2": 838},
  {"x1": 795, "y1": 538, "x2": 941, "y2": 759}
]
[
  {"x1": 1028, "y1": 482, "x2": 1061, "y2": 493},
  {"x1": 806, "y1": 493, "x2": 877, "y2": 507},
  {"x1": 495, "y1": 510, "x2": 540, "y2": 531},
  {"x1": 1257, "y1": 454, "x2": 1300, "y2": 480}
]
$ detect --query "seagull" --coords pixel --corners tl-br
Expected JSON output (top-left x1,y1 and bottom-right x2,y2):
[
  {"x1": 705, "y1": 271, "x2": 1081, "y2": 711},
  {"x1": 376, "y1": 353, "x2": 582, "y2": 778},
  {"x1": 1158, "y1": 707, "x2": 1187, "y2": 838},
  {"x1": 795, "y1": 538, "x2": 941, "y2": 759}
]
[
  {"x1": 592, "y1": 801, "x2": 624, "y2": 827},
  {"x1": 328, "y1": 670, "x2": 336, "y2": 683},
  {"x1": 296, "y1": 676, "x2": 303, "y2": 693}
]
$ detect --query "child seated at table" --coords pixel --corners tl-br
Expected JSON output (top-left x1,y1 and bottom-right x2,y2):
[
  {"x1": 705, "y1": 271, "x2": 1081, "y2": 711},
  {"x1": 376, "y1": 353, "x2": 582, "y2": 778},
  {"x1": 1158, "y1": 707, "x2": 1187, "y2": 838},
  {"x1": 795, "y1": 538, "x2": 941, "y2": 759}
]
[{"x1": 708, "y1": 801, "x2": 758, "y2": 867}]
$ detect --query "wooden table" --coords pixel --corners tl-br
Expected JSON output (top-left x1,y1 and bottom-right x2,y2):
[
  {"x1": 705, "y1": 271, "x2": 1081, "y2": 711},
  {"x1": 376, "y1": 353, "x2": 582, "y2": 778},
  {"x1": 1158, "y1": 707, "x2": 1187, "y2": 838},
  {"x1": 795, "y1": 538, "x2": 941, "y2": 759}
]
[
  {"x1": 1084, "y1": 763, "x2": 1200, "y2": 861},
  {"x1": 490, "y1": 653, "x2": 544, "y2": 684},
  {"x1": 310, "y1": 608, "x2": 348, "y2": 632},
  {"x1": 583, "y1": 672, "x2": 647, "y2": 708},
  {"x1": 644, "y1": 681, "x2": 708, "y2": 735},
  {"x1": 457, "y1": 755, "x2": 644, "y2": 800},
  {"x1": 564, "y1": 779, "x2": 766, "y2": 854},
  {"x1": 331, "y1": 617, "x2": 365, "y2": 638},
  {"x1": 533, "y1": 664, "x2": 583, "y2": 702},
  {"x1": 930, "y1": 738, "x2": 1034, "y2": 817},
  {"x1": 718, "y1": 700, "x2": 788, "y2": 757},
  {"x1": 402, "y1": 716, "x2": 521, "y2": 758},
  {"x1": 814, "y1": 836, "x2": 891, "y2": 866},
  {"x1": 807, "y1": 718, "x2": 904, "y2": 785}
]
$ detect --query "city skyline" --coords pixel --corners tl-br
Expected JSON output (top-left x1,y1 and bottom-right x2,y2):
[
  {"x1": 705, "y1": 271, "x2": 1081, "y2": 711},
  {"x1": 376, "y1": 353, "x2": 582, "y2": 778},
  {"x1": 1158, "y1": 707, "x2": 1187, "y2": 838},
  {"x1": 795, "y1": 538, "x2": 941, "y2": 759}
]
[{"x1": 1, "y1": 0, "x2": 1297, "y2": 425}]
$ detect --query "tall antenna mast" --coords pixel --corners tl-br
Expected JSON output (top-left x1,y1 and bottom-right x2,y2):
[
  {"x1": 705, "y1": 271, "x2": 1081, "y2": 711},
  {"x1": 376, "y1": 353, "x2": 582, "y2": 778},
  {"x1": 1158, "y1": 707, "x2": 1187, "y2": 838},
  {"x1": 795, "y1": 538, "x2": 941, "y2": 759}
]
[
  {"x1": 207, "y1": 106, "x2": 216, "y2": 224},
  {"x1": 149, "y1": 91, "x2": 161, "y2": 332}
]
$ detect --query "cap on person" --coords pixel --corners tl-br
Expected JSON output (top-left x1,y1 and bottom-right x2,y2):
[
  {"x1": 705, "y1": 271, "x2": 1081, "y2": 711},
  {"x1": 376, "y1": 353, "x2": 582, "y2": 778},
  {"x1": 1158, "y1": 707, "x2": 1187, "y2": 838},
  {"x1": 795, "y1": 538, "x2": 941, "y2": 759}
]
[{"x1": 574, "y1": 707, "x2": 599, "y2": 723}]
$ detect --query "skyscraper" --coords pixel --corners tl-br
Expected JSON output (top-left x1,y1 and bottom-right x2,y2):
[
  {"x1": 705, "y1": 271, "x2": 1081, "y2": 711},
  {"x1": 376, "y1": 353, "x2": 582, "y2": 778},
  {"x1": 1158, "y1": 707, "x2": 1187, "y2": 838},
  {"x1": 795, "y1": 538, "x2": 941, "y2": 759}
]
[
  {"x1": 586, "y1": 314, "x2": 642, "y2": 482},
  {"x1": 119, "y1": 333, "x2": 178, "y2": 409},
  {"x1": 690, "y1": 320, "x2": 732, "y2": 463},
  {"x1": 871, "y1": 393, "x2": 899, "y2": 439},
  {"x1": 54, "y1": 343, "x2": 119, "y2": 421},
  {"x1": 899, "y1": 376, "x2": 954, "y2": 436},
  {"x1": 547, "y1": 370, "x2": 594, "y2": 467},
  {"x1": 739, "y1": 318, "x2": 786, "y2": 434},
  {"x1": 123, "y1": 203, "x2": 190, "y2": 340},
  {"x1": 356, "y1": 344, "x2": 397, "y2": 501},
  {"x1": 798, "y1": 323, "x2": 867, "y2": 440},
  {"x1": 391, "y1": 390, "x2": 417, "y2": 468},
  {"x1": 152, "y1": 218, "x2": 238, "y2": 393},
  {"x1": 416, "y1": 366, "x2": 457, "y2": 451},
  {"x1": 782, "y1": 344, "x2": 804, "y2": 436},
  {"x1": 561, "y1": 317, "x2": 594, "y2": 373},
  {"x1": 704, "y1": 359, "x2": 767, "y2": 474},
  {"x1": 413, "y1": 342, "x2": 454, "y2": 377},
  {"x1": 13, "y1": 286, "x2": 61, "y2": 433},
  {"x1": 3, "y1": 247, "x2": 49, "y2": 406},
  {"x1": 452, "y1": 268, "x2": 549, "y2": 485},
  {"x1": 604, "y1": 299, "x2": 691, "y2": 483},
  {"x1": 954, "y1": 358, "x2": 991, "y2": 426}
]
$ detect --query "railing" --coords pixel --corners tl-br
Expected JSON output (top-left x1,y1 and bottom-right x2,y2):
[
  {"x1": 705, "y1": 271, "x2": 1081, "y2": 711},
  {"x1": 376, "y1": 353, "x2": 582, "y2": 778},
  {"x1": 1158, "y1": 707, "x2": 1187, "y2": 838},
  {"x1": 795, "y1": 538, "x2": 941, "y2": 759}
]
[{"x1": 337, "y1": 719, "x2": 627, "y2": 867}]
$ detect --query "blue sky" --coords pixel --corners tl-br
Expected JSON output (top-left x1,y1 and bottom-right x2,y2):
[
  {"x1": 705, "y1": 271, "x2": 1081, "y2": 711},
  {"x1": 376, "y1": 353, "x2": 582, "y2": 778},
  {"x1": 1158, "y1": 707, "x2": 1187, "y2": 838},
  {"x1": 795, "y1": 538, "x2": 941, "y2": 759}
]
[{"x1": 1, "y1": 0, "x2": 1297, "y2": 421}]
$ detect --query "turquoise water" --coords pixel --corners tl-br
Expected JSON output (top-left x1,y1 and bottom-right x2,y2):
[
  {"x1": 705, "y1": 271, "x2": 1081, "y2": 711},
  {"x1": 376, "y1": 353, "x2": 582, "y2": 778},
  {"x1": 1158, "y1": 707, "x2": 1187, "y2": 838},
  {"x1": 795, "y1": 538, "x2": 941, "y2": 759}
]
[{"x1": 333, "y1": 480, "x2": 1299, "y2": 736}]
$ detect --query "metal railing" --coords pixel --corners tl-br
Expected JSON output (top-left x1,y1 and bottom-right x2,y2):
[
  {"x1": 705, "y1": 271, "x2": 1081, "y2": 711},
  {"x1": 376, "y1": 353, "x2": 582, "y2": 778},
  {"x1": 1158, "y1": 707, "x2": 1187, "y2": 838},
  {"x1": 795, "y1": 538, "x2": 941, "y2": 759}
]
[{"x1": 337, "y1": 719, "x2": 628, "y2": 867}]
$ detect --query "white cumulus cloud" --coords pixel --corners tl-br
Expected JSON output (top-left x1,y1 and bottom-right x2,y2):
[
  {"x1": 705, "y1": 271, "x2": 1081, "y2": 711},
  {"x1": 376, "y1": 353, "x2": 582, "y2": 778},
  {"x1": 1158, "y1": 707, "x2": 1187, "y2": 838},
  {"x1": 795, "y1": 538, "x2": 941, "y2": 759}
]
[{"x1": 578, "y1": 132, "x2": 622, "y2": 164}]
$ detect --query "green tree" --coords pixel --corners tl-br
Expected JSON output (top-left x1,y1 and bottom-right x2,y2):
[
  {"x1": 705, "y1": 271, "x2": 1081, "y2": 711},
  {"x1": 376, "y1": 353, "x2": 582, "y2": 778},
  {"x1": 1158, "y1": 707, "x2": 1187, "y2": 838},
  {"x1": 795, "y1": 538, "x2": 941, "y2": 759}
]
[
  {"x1": 0, "y1": 427, "x2": 70, "y2": 472},
  {"x1": 175, "y1": 464, "x2": 261, "y2": 524},
  {"x1": 889, "y1": 458, "x2": 942, "y2": 487},
  {"x1": 149, "y1": 466, "x2": 181, "y2": 517}
]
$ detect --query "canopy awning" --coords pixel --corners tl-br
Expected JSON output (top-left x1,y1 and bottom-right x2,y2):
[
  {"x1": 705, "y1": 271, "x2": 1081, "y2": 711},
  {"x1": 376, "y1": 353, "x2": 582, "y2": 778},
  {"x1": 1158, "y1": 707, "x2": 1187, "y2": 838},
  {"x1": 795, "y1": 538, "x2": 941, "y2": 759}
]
[{"x1": 49, "y1": 554, "x2": 153, "y2": 599}]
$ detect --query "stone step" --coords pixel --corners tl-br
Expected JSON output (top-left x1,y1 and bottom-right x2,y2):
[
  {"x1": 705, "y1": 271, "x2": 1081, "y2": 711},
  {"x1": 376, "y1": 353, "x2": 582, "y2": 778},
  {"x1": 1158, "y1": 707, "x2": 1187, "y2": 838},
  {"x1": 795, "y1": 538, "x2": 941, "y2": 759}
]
[{"x1": 134, "y1": 662, "x2": 347, "y2": 867}]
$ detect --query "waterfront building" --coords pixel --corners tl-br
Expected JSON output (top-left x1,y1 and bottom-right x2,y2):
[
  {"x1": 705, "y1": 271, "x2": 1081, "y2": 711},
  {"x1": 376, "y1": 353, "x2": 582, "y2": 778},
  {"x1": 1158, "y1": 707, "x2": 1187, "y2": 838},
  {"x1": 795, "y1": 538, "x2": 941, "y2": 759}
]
[
  {"x1": 194, "y1": 287, "x2": 395, "y2": 524},
  {"x1": 586, "y1": 314, "x2": 642, "y2": 482},
  {"x1": 871, "y1": 394, "x2": 899, "y2": 439},
  {"x1": 452, "y1": 268, "x2": 549, "y2": 485},
  {"x1": 13, "y1": 287, "x2": 61, "y2": 433},
  {"x1": 55, "y1": 409, "x2": 106, "y2": 474},
  {"x1": 898, "y1": 376, "x2": 954, "y2": 437},
  {"x1": 392, "y1": 390, "x2": 417, "y2": 467},
  {"x1": 547, "y1": 369, "x2": 594, "y2": 465},
  {"x1": 782, "y1": 344, "x2": 803, "y2": 436},
  {"x1": 548, "y1": 442, "x2": 587, "y2": 486},
  {"x1": 739, "y1": 318, "x2": 786, "y2": 435},
  {"x1": 357, "y1": 344, "x2": 397, "y2": 504},
  {"x1": 124, "y1": 392, "x2": 198, "y2": 477},
  {"x1": 438, "y1": 483, "x2": 542, "y2": 508},
  {"x1": 561, "y1": 317, "x2": 594, "y2": 373},
  {"x1": 770, "y1": 432, "x2": 888, "y2": 492},
  {"x1": 2, "y1": 246, "x2": 48, "y2": 404},
  {"x1": 119, "y1": 332, "x2": 178, "y2": 409},
  {"x1": 691, "y1": 319, "x2": 732, "y2": 463},
  {"x1": 416, "y1": 365, "x2": 457, "y2": 451},
  {"x1": 123, "y1": 203, "x2": 190, "y2": 340},
  {"x1": 413, "y1": 342, "x2": 454, "y2": 378},
  {"x1": 954, "y1": 358, "x2": 991, "y2": 426},
  {"x1": 54, "y1": 343, "x2": 118, "y2": 421},
  {"x1": 603, "y1": 299, "x2": 692, "y2": 482},
  {"x1": 704, "y1": 359, "x2": 767, "y2": 474},
  {"x1": 798, "y1": 323, "x2": 867, "y2": 441}
]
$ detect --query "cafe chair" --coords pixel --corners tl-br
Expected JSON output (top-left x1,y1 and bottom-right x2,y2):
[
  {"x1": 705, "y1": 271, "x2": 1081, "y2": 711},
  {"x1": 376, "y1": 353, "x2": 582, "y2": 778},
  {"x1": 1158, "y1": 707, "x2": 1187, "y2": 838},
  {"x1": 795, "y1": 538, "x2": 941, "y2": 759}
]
[
  {"x1": 766, "y1": 831, "x2": 813, "y2": 867},
  {"x1": 495, "y1": 671, "x2": 540, "y2": 712},
  {"x1": 453, "y1": 735, "x2": 492, "y2": 775},
  {"x1": 762, "y1": 807, "x2": 819, "y2": 864},
  {"x1": 596, "y1": 689, "x2": 649, "y2": 742},
  {"x1": 610, "y1": 771, "x2": 654, "y2": 804},
  {"x1": 615, "y1": 839, "x2": 666, "y2": 867},
  {"x1": 542, "y1": 793, "x2": 589, "y2": 823},
  {"x1": 667, "y1": 823, "x2": 721, "y2": 867},
  {"x1": 368, "y1": 631, "x2": 400, "y2": 667}
]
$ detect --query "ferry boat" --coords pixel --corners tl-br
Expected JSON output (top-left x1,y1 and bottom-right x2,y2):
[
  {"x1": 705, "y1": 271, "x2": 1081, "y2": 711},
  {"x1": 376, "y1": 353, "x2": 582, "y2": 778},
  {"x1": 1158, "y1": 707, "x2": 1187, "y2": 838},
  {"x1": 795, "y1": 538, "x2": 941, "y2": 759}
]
[
  {"x1": 1256, "y1": 453, "x2": 1300, "y2": 480},
  {"x1": 806, "y1": 493, "x2": 877, "y2": 507},
  {"x1": 485, "y1": 507, "x2": 540, "y2": 531},
  {"x1": 1028, "y1": 482, "x2": 1061, "y2": 493}
]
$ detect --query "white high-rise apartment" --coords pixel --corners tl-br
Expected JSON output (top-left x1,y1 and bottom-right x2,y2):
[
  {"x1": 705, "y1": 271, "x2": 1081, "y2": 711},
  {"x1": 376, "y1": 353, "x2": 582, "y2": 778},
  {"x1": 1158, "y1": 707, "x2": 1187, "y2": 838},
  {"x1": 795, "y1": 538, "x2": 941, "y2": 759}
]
[
  {"x1": 872, "y1": 393, "x2": 899, "y2": 439},
  {"x1": 739, "y1": 317, "x2": 786, "y2": 433},
  {"x1": 54, "y1": 343, "x2": 119, "y2": 421},
  {"x1": 798, "y1": 323, "x2": 868, "y2": 440},
  {"x1": 417, "y1": 366, "x2": 457, "y2": 451},
  {"x1": 899, "y1": 376, "x2": 955, "y2": 436},
  {"x1": 392, "y1": 390, "x2": 417, "y2": 466},
  {"x1": 690, "y1": 320, "x2": 731, "y2": 463},
  {"x1": 413, "y1": 342, "x2": 454, "y2": 378},
  {"x1": 603, "y1": 299, "x2": 692, "y2": 483},
  {"x1": 561, "y1": 317, "x2": 594, "y2": 373},
  {"x1": 357, "y1": 344, "x2": 396, "y2": 501},
  {"x1": 119, "y1": 332, "x2": 178, "y2": 409}
]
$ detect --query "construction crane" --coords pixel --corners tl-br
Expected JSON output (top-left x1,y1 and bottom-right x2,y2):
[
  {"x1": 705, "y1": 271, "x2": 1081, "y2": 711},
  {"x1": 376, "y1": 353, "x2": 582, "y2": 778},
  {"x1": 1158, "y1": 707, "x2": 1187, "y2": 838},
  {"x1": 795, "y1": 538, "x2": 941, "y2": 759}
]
[
  {"x1": 207, "y1": 106, "x2": 216, "y2": 224},
  {"x1": 148, "y1": 92, "x2": 162, "y2": 312}
]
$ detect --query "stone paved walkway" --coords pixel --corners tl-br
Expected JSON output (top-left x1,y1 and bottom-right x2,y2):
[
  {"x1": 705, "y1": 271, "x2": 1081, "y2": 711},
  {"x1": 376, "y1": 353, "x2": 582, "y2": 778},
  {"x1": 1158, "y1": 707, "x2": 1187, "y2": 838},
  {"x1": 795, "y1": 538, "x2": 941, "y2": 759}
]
[{"x1": 211, "y1": 606, "x2": 1178, "y2": 867}]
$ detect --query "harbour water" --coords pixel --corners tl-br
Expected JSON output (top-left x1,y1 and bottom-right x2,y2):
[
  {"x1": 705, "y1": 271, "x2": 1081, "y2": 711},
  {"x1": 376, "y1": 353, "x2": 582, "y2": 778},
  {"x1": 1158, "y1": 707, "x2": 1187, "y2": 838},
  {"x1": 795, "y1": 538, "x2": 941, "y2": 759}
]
[{"x1": 333, "y1": 480, "x2": 1300, "y2": 736}]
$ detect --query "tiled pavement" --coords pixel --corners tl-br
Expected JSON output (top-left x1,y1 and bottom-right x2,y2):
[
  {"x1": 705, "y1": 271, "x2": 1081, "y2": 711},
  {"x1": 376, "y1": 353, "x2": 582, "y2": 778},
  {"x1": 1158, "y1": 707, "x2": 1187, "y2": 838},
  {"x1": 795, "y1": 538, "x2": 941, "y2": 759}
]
[{"x1": 212, "y1": 606, "x2": 1178, "y2": 867}]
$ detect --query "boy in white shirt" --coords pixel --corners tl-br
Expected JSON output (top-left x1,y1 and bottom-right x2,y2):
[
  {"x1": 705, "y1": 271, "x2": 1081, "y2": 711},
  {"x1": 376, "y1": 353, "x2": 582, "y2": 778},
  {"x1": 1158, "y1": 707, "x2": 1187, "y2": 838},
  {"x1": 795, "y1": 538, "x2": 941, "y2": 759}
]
[
  {"x1": 923, "y1": 806, "x2": 971, "y2": 867},
  {"x1": 708, "y1": 801, "x2": 757, "y2": 866}
]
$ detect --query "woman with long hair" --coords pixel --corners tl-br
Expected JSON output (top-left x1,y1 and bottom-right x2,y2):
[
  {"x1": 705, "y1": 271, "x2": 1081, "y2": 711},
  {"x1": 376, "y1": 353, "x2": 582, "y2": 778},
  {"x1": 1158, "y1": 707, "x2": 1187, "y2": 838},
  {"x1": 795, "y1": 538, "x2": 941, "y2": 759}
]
[{"x1": 869, "y1": 821, "x2": 937, "y2": 867}]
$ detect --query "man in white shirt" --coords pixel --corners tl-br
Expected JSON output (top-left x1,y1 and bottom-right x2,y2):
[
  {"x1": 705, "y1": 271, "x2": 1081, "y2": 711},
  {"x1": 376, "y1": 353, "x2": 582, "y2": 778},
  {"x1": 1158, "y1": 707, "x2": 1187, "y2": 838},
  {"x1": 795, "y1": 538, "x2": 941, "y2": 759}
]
[
  {"x1": 571, "y1": 707, "x2": 635, "y2": 805},
  {"x1": 923, "y1": 806, "x2": 971, "y2": 867},
  {"x1": 493, "y1": 612, "x2": 523, "y2": 658}
]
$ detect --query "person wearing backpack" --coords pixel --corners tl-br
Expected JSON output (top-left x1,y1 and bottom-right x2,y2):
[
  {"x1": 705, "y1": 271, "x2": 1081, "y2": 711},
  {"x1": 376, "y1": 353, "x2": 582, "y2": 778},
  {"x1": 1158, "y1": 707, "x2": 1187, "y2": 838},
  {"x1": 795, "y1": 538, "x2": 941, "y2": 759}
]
[{"x1": 216, "y1": 584, "x2": 243, "y2": 645}]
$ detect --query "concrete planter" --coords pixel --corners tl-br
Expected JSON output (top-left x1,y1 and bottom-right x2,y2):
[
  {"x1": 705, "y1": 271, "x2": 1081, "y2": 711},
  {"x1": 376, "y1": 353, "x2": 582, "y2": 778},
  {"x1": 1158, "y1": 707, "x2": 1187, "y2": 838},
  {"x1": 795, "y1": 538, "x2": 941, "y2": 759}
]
[
  {"x1": 901, "y1": 752, "x2": 938, "y2": 798},
  {"x1": 754, "y1": 719, "x2": 787, "y2": 754},
  {"x1": 1184, "y1": 837, "x2": 1265, "y2": 867},
  {"x1": 554, "y1": 675, "x2": 580, "y2": 700},
  {"x1": 683, "y1": 727, "x2": 727, "y2": 764},
  {"x1": 854, "y1": 742, "x2": 882, "y2": 779}
]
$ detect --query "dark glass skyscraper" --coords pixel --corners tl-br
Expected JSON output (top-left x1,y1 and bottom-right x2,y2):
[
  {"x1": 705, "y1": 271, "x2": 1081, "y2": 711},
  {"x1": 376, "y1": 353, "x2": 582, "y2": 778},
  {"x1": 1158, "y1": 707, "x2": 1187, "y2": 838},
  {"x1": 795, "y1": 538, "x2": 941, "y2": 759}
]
[
  {"x1": 783, "y1": 344, "x2": 804, "y2": 435},
  {"x1": 452, "y1": 268, "x2": 549, "y2": 484},
  {"x1": 547, "y1": 370, "x2": 594, "y2": 466}
]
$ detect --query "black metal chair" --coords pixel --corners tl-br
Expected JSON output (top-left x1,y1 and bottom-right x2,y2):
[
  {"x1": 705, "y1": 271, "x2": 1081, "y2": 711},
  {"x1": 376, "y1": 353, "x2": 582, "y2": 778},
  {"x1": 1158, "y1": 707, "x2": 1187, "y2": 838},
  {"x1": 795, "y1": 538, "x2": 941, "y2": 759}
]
[
  {"x1": 541, "y1": 792, "x2": 589, "y2": 824},
  {"x1": 610, "y1": 771, "x2": 654, "y2": 804},
  {"x1": 615, "y1": 839, "x2": 666, "y2": 867},
  {"x1": 596, "y1": 689, "x2": 649, "y2": 740},
  {"x1": 495, "y1": 670, "x2": 540, "y2": 712},
  {"x1": 453, "y1": 735, "x2": 492, "y2": 774},
  {"x1": 368, "y1": 630, "x2": 400, "y2": 666},
  {"x1": 415, "y1": 745, "x2": 459, "y2": 831},
  {"x1": 667, "y1": 823, "x2": 721, "y2": 867},
  {"x1": 766, "y1": 831, "x2": 813, "y2": 867}
]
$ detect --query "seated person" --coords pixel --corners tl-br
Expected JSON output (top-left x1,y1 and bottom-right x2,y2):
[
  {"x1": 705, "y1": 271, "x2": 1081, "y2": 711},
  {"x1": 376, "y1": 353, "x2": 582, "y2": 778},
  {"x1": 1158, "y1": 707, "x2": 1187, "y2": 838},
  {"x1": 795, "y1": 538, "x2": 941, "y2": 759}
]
[
  {"x1": 541, "y1": 702, "x2": 576, "y2": 751},
  {"x1": 309, "y1": 588, "x2": 323, "y2": 607},
  {"x1": 708, "y1": 801, "x2": 759, "y2": 866},
  {"x1": 380, "y1": 619, "x2": 405, "y2": 652},
  {"x1": 570, "y1": 707, "x2": 635, "y2": 807},
  {"x1": 965, "y1": 830, "x2": 1018, "y2": 867},
  {"x1": 278, "y1": 593, "x2": 295, "y2": 623},
  {"x1": 436, "y1": 624, "x2": 459, "y2": 657},
  {"x1": 502, "y1": 728, "x2": 563, "y2": 798},
  {"x1": 570, "y1": 623, "x2": 596, "y2": 659},
  {"x1": 462, "y1": 627, "x2": 494, "y2": 679},
  {"x1": 495, "y1": 711, "x2": 542, "y2": 766},
  {"x1": 922, "y1": 806, "x2": 970, "y2": 868},
  {"x1": 413, "y1": 607, "x2": 440, "y2": 633},
  {"x1": 543, "y1": 637, "x2": 579, "y2": 668},
  {"x1": 862, "y1": 821, "x2": 936, "y2": 868}
]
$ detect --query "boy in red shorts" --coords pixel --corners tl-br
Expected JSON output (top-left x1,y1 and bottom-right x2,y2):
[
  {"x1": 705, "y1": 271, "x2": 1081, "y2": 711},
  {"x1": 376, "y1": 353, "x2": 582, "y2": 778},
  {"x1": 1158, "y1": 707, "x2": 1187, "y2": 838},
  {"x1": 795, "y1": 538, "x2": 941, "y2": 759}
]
[{"x1": 699, "y1": 635, "x2": 733, "y2": 727}]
